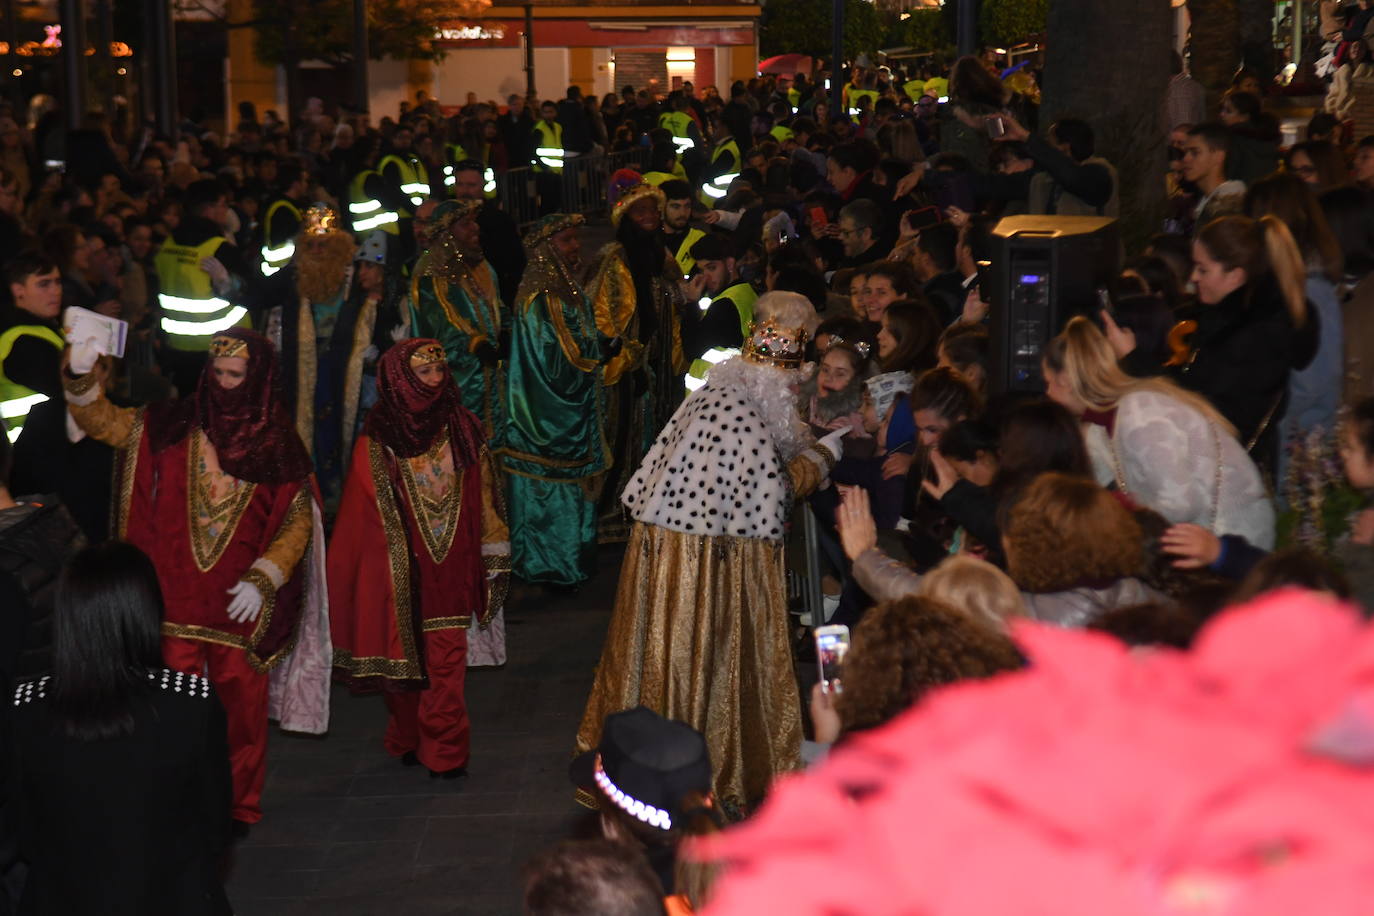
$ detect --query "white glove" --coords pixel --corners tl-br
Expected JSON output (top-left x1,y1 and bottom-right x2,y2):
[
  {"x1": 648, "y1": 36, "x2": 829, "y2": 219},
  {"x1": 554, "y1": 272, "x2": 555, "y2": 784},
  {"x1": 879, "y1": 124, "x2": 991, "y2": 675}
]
[
  {"x1": 818, "y1": 427, "x2": 846, "y2": 463},
  {"x1": 69, "y1": 339, "x2": 100, "y2": 375},
  {"x1": 200, "y1": 256, "x2": 231, "y2": 296},
  {"x1": 226, "y1": 579, "x2": 265, "y2": 623}
]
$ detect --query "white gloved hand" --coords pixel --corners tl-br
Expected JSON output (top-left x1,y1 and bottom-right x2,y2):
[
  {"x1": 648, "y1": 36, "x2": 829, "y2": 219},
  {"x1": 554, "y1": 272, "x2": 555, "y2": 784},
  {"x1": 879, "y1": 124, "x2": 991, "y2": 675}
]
[
  {"x1": 200, "y1": 256, "x2": 231, "y2": 296},
  {"x1": 69, "y1": 339, "x2": 101, "y2": 375},
  {"x1": 818, "y1": 427, "x2": 846, "y2": 463},
  {"x1": 226, "y1": 579, "x2": 265, "y2": 623}
]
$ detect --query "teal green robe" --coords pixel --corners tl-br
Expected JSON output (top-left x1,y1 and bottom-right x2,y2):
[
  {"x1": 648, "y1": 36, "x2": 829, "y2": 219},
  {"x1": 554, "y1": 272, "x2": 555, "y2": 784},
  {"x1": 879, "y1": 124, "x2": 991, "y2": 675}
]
[
  {"x1": 408, "y1": 253, "x2": 508, "y2": 445},
  {"x1": 500, "y1": 275, "x2": 609, "y2": 585}
]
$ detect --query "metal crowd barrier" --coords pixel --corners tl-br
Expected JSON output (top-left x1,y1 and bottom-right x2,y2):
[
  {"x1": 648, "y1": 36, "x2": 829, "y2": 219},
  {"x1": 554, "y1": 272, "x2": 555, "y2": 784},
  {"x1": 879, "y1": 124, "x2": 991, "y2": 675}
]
[{"x1": 493, "y1": 147, "x2": 652, "y2": 227}]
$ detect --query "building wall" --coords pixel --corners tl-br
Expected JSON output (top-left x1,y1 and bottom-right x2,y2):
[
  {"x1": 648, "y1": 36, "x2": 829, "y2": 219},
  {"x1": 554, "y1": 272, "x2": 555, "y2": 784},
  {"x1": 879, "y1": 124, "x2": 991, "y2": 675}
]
[
  {"x1": 428, "y1": 47, "x2": 571, "y2": 105},
  {"x1": 613, "y1": 50, "x2": 668, "y2": 95}
]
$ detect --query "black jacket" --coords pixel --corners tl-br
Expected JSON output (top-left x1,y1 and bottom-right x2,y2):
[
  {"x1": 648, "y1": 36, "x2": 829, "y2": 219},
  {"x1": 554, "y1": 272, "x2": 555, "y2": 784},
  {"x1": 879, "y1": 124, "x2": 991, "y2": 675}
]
[
  {"x1": 8, "y1": 670, "x2": 233, "y2": 916},
  {"x1": 0, "y1": 500, "x2": 84, "y2": 686},
  {"x1": 477, "y1": 203, "x2": 526, "y2": 306},
  {"x1": 1171, "y1": 277, "x2": 1318, "y2": 460}
]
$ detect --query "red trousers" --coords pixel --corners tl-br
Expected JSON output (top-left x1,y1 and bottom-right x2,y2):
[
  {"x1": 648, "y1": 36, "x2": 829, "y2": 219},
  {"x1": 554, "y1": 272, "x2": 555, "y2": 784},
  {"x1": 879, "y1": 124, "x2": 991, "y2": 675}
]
[
  {"x1": 383, "y1": 626, "x2": 470, "y2": 771},
  {"x1": 163, "y1": 636, "x2": 269, "y2": 824}
]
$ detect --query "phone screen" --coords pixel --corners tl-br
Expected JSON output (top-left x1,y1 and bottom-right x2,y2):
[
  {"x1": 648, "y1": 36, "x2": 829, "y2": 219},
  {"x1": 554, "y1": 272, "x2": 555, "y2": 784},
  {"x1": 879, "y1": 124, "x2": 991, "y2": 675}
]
[{"x1": 815, "y1": 625, "x2": 851, "y2": 694}]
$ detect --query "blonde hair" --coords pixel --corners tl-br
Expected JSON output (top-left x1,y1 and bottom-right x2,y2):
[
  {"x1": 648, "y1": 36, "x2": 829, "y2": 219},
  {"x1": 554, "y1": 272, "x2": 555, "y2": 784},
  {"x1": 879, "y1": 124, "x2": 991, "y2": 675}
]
[
  {"x1": 918, "y1": 555, "x2": 1026, "y2": 630},
  {"x1": 1195, "y1": 213, "x2": 1309, "y2": 328},
  {"x1": 1043, "y1": 316, "x2": 1236, "y2": 437}
]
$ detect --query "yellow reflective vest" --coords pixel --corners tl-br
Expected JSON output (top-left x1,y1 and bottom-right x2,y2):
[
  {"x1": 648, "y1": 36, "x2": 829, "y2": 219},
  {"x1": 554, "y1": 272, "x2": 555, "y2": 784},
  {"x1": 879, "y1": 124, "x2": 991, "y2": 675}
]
[
  {"x1": 378, "y1": 152, "x2": 431, "y2": 208},
  {"x1": 671, "y1": 227, "x2": 706, "y2": 278},
  {"x1": 348, "y1": 170, "x2": 400, "y2": 236},
  {"x1": 686, "y1": 281, "x2": 758, "y2": 390},
  {"x1": 532, "y1": 120, "x2": 565, "y2": 173},
  {"x1": 0, "y1": 323, "x2": 63, "y2": 442},
  {"x1": 154, "y1": 235, "x2": 250, "y2": 351},
  {"x1": 698, "y1": 138, "x2": 740, "y2": 206},
  {"x1": 658, "y1": 111, "x2": 696, "y2": 154},
  {"x1": 260, "y1": 197, "x2": 301, "y2": 277}
]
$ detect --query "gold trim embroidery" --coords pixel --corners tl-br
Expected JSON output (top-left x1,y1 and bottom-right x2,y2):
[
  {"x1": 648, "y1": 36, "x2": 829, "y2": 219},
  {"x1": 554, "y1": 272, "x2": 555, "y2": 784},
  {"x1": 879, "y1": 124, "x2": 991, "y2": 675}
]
[
  {"x1": 64, "y1": 371, "x2": 98, "y2": 396},
  {"x1": 332, "y1": 647, "x2": 422, "y2": 680},
  {"x1": 161, "y1": 622, "x2": 249, "y2": 649},
  {"x1": 341, "y1": 297, "x2": 377, "y2": 460},
  {"x1": 398, "y1": 435, "x2": 462, "y2": 566},
  {"x1": 422, "y1": 615, "x2": 472, "y2": 631},
  {"x1": 370, "y1": 439, "x2": 421, "y2": 673},
  {"x1": 187, "y1": 433, "x2": 258, "y2": 573},
  {"x1": 295, "y1": 300, "x2": 317, "y2": 455},
  {"x1": 114, "y1": 409, "x2": 145, "y2": 540}
]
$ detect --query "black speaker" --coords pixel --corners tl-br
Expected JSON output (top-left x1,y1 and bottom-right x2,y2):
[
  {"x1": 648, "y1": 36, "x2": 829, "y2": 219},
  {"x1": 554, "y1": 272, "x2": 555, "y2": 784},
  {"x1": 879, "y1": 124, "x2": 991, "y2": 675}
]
[{"x1": 986, "y1": 215, "x2": 1121, "y2": 394}]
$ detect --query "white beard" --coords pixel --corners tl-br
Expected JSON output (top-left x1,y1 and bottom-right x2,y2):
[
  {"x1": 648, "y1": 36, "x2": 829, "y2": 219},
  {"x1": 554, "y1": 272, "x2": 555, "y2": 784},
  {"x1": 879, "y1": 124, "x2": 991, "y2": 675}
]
[{"x1": 704, "y1": 357, "x2": 813, "y2": 462}]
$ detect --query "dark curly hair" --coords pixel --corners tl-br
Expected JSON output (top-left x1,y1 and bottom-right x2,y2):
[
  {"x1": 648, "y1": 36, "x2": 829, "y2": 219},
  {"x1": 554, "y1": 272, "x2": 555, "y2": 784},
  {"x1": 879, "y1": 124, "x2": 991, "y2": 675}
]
[{"x1": 836, "y1": 596, "x2": 1023, "y2": 736}]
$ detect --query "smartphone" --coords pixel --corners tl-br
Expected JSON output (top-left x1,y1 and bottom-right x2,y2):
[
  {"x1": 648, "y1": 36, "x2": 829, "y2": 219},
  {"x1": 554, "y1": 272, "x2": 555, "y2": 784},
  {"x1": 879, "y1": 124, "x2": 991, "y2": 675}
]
[
  {"x1": 986, "y1": 116, "x2": 1006, "y2": 139},
  {"x1": 808, "y1": 205, "x2": 829, "y2": 229},
  {"x1": 903, "y1": 206, "x2": 941, "y2": 233},
  {"x1": 815, "y1": 624, "x2": 851, "y2": 694}
]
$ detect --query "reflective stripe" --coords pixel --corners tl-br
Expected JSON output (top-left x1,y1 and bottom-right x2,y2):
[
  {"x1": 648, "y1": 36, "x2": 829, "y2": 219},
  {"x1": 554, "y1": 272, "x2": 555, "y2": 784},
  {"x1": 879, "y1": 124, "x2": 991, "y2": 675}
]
[
  {"x1": 260, "y1": 240, "x2": 295, "y2": 276},
  {"x1": 672, "y1": 136, "x2": 694, "y2": 153},
  {"x1": 539, "y1": 158, "x2": 563, "y2": 169},
  {"x1": 444, "y1": 174, "x2": 456, "y2": 187},
  {"x1": 701, "y1": 171, "x2": 739, "y2": 200},
  {"x1": 350, "y1": 199, "x2": 381, "y2": 214},
  {"x1": 443, "y1": 165, "x2": 454, "y2": 177},
  {"x1": 697, "y1": 296, "x2": 712, "y2": 312},
  {"x1": 5, "y1": 424, "x2": 23, "y2": 442},
  {"x1": 1, "y1": 391, "x2": 47, "y2": 419},
  {"x1": 401, "y1": 181, "x2": 429, "y2": 194},
  {"x1": 535, "y1": 147, "x2": 565, "y2": 157},
  {"x1": 261, "y1": 262, "x2": 283, "y2": 277},
  {"x1": 159, "y1": 293, "x2": 233, "y2": 315},
  {"x1": 701, "y1": 348, "x2": 738, "y2": 365},
  {"x1": 353, "y1": 210, "x2": 399, "y2": 232},
  {"x1": 484, "y1": 168, "x2": 495, "y2": 193},
  {"x1": 161, "y1": 306, "x2": 249, "y2": 337},
  {"x1": 684, "y1": 374, "x2": 707, "y2": 392}
]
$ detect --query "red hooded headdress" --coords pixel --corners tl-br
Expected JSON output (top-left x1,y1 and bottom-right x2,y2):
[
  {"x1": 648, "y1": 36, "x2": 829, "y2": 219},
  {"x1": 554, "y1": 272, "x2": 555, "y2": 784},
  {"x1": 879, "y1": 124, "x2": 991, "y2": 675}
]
[
  {"x1": 143, "y1": 328, "x2": 313, "y2": 485},
  {"x1": 364, "y1": 338, "x2": 484, "y2": 465}
]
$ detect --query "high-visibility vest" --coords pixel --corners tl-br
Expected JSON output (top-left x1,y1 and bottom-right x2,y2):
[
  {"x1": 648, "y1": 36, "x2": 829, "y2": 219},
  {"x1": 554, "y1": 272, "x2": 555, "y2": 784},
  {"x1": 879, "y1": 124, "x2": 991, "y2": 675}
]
[
  {"x1": 924, "y1": 76, "x2": 949, "y2": 100},
  {"x1": 848, "y1": 88, "x2": 879, "y2": 119},
  {"x1": 348, "y1": 170, "x2": 400, "y2": 236},
  {"x1": 672, "y1": 227, "x2": 706, "y2": 278},
  {"x1": 154, "y1": 235, "x2": 250, "y2": 351},
  {"x1": 658, "y1": 111, "x2": 696, "y2": 154},
  {"x1": 378, "y1": 152, "x2": 431, "y2": 207},
  {"x1": 532, "y1": 120, "x2": 565, "y2": 173},
  {"x1": 0, "y1": 323, "x2": 63, "y2": 443},
  {"x1": 770, "y1": 124, "x2": 795, "y2": 144},
  {"x1": 698, "y1": 138, "x2": 740, "y2": 206},
  {"x1": 641, "y1": 171, "x2": 679, "y2": 187},
  {"x1": 786, "y1": 87, "x2": 801, "y2": 112},
  {"x1": 259, "y1": 197, "x2": 301, "y2": 277},
  {"x1": 685, "y1": 281, "x2": 758, "y2": 390},
  {"x1": 902, "y1": 79, "x2": 926, "y2": 102},
  {"x1": 443, "y1": 143, "x2": 498, "y2": 200}
]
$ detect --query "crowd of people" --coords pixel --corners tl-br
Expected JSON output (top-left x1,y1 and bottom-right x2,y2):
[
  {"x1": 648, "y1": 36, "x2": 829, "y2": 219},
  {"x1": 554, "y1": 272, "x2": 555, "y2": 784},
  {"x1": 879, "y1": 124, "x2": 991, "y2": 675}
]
[{"x1": 3, "y1": 37, "x2": 1374, "y2": 916}]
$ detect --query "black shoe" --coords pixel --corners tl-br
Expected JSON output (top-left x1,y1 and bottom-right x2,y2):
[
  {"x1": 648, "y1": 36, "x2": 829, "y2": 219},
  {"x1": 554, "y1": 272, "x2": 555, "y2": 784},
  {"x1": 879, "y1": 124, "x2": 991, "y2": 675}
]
[
  {"x1": 400, "y1": 751, "x2": 420, "y2": 767},
  {"x1": 428, "y1": 766, "x2": 468, "y2": 780},
  {"x1": 230, "y1": 819, "x2": 253, "y2": 841}
]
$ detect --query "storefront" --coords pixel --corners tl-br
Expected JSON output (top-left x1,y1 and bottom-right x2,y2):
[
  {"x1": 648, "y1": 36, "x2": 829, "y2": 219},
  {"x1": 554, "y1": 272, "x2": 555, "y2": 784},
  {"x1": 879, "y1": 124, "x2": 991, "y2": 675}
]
[{"x1": 424, "y1": 4, "x2": 760, "y2": 104}]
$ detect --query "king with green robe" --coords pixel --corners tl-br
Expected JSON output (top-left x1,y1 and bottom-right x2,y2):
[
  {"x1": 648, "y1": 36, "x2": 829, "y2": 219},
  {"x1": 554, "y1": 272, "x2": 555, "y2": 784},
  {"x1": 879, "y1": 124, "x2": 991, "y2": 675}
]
[
  {"x1": 500, "y1": 213, "x2": 610, "y2": 587},
  {"x1": 408, "y1": 198, "x2": 509, "y2": 445}
]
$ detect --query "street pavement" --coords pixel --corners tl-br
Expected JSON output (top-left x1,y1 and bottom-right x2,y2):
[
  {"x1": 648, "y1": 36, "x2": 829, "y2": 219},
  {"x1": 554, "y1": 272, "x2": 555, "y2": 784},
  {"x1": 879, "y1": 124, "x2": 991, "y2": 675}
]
[{"x1": 225, "y1": 546, "x2": 623, "y2": 915}]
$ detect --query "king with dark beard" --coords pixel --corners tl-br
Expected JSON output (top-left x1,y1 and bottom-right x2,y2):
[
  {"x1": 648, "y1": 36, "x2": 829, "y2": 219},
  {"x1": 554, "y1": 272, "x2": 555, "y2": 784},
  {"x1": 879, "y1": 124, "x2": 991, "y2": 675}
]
[{"x1": 586, "y1": 183, "x2": 688, "y2": 537}]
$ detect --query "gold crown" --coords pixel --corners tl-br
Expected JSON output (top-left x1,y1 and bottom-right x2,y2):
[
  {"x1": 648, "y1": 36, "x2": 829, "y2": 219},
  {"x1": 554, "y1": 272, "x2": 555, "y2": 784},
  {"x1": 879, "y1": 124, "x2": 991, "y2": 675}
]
[
  {"x1": 610, "y1": 183, "x2": 665, "y2": 228},
  {"x1": 742, "y1": 320, "x2": 808, "y2": 369},
  {"x1": 209, "y1": 335, "x2": 248, "y2": 358},
  {"x1": 303, "y1": 204, "x2": 340, "y2": 235},
  {"x1": 409, "y1": 343, "x2": 447, "y2": 368}
]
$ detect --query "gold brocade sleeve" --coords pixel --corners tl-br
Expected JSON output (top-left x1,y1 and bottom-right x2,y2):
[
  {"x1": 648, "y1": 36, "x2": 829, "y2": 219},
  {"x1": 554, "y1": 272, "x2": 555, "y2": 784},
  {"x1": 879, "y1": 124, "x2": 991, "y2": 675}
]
[
  {"x1": 786, "y1": 443, "x2": 838, "y2": 499},
  {"x1": 257, "y1": 489, "x2": 313, "y2": 597},
  {"x1": 590, "y1": 253, "x2": 643, "y2": 386},
  {"x1": 63, "y1": 373, "x2": 137, "y2": 449}
]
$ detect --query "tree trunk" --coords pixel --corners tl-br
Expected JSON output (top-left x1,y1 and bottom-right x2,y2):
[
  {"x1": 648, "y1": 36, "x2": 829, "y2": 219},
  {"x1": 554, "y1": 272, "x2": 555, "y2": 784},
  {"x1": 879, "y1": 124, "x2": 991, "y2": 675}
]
[
  {"x1": 1238, "y1": 0, "x2": 1276, "y2": 81},
  {"x1": 1041, "y1": 0, "x2": 1172, "y2": 249},
  {"x1": 1188, "y1": 0, "x2": 1241, "y2": 100}
]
